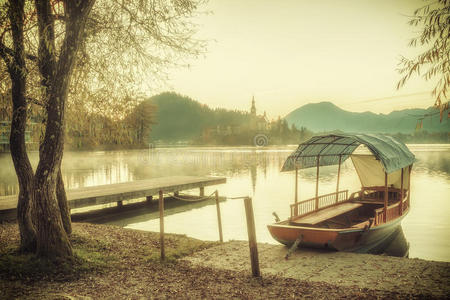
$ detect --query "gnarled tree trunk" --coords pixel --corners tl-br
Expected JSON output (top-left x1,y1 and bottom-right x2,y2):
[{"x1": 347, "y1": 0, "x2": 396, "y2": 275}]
[
  {"x1": 32, "y1": 0, "x2": 95, "y2": 259},
  {"x1": 57, "y1": 169, "x2": 71, "y2": 235},
  {"x1": 11, "y1": 76, "x2": 36, "y2": 252},
  {"x1": 1, "y1": 0, "x2": 37, "y2": 252}
]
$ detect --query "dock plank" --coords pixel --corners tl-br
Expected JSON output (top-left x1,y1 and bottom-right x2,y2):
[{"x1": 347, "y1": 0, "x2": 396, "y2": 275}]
[{"x1": 0, "y1": 176, "x2": 226, "y2": 213}]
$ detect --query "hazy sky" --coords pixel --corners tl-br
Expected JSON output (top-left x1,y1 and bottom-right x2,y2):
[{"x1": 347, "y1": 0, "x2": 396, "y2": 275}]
[{"x1": 160, "y1": 0, "x2": 437, "y2": 118}]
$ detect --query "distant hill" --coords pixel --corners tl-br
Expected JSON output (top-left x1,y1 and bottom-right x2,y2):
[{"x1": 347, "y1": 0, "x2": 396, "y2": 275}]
[
  {"x1": 284, "y1": 102, "x2": 449, "y2": 134},
  {"x1": 146, "y1": 92, "x2": 249, "y2": 141}
]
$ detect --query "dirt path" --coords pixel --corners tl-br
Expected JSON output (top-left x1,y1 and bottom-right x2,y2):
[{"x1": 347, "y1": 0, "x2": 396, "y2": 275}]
[{"x1": 183, "y1": 241, "x2": 450, "y2": 298}]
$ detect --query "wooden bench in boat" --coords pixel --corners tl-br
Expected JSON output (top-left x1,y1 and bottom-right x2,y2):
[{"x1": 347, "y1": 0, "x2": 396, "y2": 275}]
[{"x1": 290, "y1": 202, "x2": 363, "y2": 226}]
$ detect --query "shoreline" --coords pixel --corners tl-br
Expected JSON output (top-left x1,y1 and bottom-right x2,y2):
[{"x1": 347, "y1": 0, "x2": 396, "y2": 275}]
[{"x1": 1, "y1": 222, "x2": 448, "y2": 299}]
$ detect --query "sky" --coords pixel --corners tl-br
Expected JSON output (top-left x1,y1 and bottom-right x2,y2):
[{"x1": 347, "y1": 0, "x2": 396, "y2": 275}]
[{"x1": 158, "y1": 0, "x2": 438, "y2": 119}]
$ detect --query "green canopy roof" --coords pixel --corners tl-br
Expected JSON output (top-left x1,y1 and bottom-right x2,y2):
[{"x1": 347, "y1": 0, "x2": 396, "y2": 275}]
[{"x1": 281, "y1": 134, "x2": 415, "y2": 174}]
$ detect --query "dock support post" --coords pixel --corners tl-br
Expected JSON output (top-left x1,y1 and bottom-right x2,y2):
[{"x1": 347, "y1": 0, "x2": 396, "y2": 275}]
[
  {"x1": 294, "y1": 167, "x2": 298, "y2": 216},
  {"x1": 146, "y1": 195, "x2": 153, "y2": 204},
  {"x1": 315, "y1": 155, "x2": 320, "y2": 210},
  {"x1": 159, "y1": 190, "x2": 165, "y2": 260},
  {"x1": 384, "y1": 172, "x2": 388, "y2": 223},
  {"x1": 244, "y1": 197, "x2": 260, "y2": 277},
  {"x1": 336, "y1": 155, "x2": 342, "y2": 203},
  {"x1": 200, "y1": 186, "x2": 204, "y2": 197},
  {"x1": 215, "y1": 190, "x2": 223, "y2": 242}
]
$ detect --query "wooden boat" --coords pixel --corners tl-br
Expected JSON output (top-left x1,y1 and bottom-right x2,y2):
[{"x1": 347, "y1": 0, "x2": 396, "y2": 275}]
[{"x1": 267, "y1": 134, "x2": 415, "y2": 253}]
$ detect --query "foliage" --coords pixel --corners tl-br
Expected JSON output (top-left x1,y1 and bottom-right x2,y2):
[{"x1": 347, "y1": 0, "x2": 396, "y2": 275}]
[
  {"x1": 65, "y1": 99, "x2": 157, "y2": 149},
  {"x1": 0, "y1": 0, "x2": 207, "y2": 120},
  {"x1": 398, "y1": 0, "x2": 450, "y2": 119}
]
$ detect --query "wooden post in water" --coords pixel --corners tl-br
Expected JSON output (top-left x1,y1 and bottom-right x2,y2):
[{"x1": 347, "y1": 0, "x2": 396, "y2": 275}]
[
  {"x1": 294, "y1": 167, "x2": 298, "y2": 216},
  {"x1": 315, "y1": 155, "x2": 320, "y2": 210},
  {"x1": 384, "y1": 172, "x2": 388, "y2": 223},
  {"x1": 215, "y1": 190, "x2": 223, "y2": 242},
  {"x1": 200, "y1": 186, "x2": 205, "y2": 197},
  {"x1": 399, "y1": 168, "x2": 404, "y2": 215},
  {"x1": 335, "y1": 155, "x2": 342, "y2": 203},
  {"x1": 244, "y1": 197, "x2": 260, "y2": 277},
  {"x1": 159, "y1": 190, "x2": 165, "y2": 260}
]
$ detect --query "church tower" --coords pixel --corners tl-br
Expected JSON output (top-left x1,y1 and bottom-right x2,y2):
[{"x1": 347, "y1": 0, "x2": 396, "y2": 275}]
[{"x1": 250, "y1": 96, "x2": 256, "y2": 116}]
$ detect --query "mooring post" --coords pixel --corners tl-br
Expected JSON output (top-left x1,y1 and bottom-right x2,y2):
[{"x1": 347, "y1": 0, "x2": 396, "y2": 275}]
[
  {"x1": 335, "y1": 155, "x2": 342, "y2": 203},
  {"x1": 399, "y1": 168, "x2": 404, "y2": 215},
  {"x1": 215, "y1": 190, "x2": 223, "y2": 242},
  {"x1": 244, "y1": 197, "x2": 260, "y2": 277},
  {"x1": 159, "y1": 190, "x2": 165, "y2": 260},
  {"x1": 384, "y1": 172, "x2": 388, "y2": 223},
  {"x1": 407, "y1": 165, "x2": 412, "y2": 207},
  {"x1": 294, "y1": 167, "x2": 298, "y2": 216},
  {"x1": 315, "y1": 155, "x2": 320, "y2": 210},
  {"x1": 200, "y1": 186, "x2": 205, "y2": 197}
]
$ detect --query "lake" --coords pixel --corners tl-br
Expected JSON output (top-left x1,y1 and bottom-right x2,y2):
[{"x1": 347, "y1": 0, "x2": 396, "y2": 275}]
[{"x1": 0, "y1": 144, "x2": 449, "y2": 262}]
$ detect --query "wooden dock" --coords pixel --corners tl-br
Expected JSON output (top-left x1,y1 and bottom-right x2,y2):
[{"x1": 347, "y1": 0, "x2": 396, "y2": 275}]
[{"x1": 0, "y1": 176, "x2": 226, "y2": 218}]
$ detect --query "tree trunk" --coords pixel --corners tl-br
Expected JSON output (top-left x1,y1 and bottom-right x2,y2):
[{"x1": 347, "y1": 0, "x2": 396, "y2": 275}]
[
  {"x1": 4, "y1": 0, "x2": 37, "y2": 252},
  {"x1": 32, "y1": 0, "x2": 95, "y2": 259},
  {"x1": 11, "y1": 77, "x2": 37, "y2": 252},
  {"x1": 57, "y1": 169, "x2": 72, "y2": 235}
]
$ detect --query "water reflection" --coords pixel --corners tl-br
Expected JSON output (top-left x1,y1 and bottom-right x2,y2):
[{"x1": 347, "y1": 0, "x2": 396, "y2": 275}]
[{"x1": 0, "y1": 145, "x2": 449, "y2": 261}]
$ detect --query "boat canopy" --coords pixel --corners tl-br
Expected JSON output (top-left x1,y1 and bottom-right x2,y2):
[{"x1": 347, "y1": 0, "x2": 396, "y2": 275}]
[{"x1": 281, "y1": 134, "x2": 415, "y2": 174}]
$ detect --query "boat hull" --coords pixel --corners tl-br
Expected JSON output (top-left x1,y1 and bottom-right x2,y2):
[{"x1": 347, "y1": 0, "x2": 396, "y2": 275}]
[{"x1": 267, "y1": 210, "x2": 408, "y2": 253}]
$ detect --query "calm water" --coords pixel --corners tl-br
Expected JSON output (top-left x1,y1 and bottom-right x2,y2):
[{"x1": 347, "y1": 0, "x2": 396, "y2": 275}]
[{"x1": 0, "y1": 145, "x2": 449, "y2": 262}]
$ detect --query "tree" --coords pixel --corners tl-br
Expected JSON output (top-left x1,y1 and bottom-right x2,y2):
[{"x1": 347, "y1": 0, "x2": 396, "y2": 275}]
[
  {"x1": 0, "y1": 0, "x2": 206, "y2": 259},
  {"x1": 0, "y1": 0, "x2": 36, "y2": 252},
  {"x1": 397, "y1": 0, "x2": 450, "y2": 120}
]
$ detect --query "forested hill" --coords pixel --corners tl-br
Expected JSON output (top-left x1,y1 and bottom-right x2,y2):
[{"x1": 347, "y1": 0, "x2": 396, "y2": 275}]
[
  {"x1": 147, "y1": 92, "x2": 249, "y2": 141},
  {"x1": 284, "y1": 102, "x2": 449, "y2": 134}
]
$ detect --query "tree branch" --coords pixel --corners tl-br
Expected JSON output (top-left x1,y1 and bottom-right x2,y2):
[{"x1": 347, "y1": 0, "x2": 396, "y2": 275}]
[
  {"x1": 2, "y1": 44, "x2": 37, "y2": 61},
  {"x1": 0, "y1": 39, "x2": 13, "y2": 71}
]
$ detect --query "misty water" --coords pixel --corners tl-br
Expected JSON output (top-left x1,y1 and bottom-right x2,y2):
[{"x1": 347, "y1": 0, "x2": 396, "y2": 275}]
[{"x1": 0, "y1": 145, "x2": 449, "y2": 262}]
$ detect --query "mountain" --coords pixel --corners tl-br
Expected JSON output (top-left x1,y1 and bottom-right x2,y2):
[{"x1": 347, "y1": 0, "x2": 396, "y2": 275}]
[{"x1": 284, "y1": 102, "x2": 449, "y2": 134}]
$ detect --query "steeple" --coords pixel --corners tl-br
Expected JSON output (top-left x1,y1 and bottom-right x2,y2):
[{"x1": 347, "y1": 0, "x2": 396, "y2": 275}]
[{"x1": 251, "y1": 96, "x2": 256, "y2": 116}]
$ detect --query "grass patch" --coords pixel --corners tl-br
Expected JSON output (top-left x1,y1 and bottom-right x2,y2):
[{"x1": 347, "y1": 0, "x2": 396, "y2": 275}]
[
  {"x1": 142, "y1": 234, "x2": 216, "y2": 263},
  {"x1": 0, "y1": 224, "x2": 215, "y2": 283},
  {"x1": 0, "y1": 232, "x2": 118, "y2": 282}
]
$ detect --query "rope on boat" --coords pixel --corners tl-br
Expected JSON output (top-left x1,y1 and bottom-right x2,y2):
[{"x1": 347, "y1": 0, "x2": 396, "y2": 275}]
[{"x1": 165, "y1": 190, "x2": 217, "y2": 202}]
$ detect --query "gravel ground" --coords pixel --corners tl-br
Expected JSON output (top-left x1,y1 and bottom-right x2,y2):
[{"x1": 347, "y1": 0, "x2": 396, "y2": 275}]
[
  {"x1": 1, "y1": 222, "x2": 448, "y2": 299},
  {"x1": 184, "y1": 241, "x2": 450, "y2": 298}
]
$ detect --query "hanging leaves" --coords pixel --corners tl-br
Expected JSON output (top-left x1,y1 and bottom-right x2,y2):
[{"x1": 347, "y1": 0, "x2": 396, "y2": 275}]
[{"x1": 397, "y1": 0, "x2": 450, "y2": 116}]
